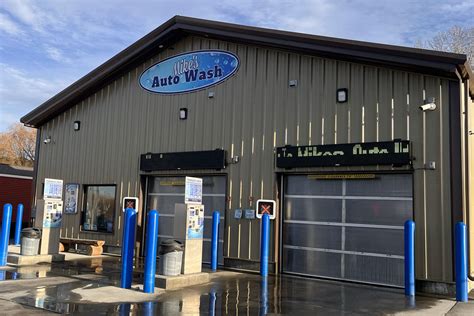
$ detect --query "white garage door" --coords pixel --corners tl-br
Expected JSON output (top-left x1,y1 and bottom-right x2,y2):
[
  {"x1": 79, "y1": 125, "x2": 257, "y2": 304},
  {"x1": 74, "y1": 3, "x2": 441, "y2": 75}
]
[{"x1": 282, "y1": 174, "x2": 413, "y2": 287}]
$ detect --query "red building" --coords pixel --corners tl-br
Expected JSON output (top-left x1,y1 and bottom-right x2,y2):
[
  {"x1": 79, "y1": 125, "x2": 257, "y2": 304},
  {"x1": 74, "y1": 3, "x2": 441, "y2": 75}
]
[{"x1": 0, "y1": 164, "x2": 33, "y2": 230}]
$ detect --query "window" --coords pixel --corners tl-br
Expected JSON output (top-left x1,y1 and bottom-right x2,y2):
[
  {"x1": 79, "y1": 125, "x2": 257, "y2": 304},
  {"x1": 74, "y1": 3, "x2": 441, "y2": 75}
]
[{"x1": 82, "y1": 185, "x2": 116, "y2": 233}]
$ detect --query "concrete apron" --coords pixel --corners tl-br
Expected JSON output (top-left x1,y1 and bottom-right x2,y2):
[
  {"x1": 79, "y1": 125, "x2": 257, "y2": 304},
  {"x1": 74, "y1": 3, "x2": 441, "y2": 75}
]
[{"x1": 0, "y1": 255, "x2": 470, "y2": 315}]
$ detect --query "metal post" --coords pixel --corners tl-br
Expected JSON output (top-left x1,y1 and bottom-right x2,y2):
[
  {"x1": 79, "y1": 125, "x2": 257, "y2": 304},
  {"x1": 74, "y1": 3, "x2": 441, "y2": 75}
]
[
  {"x1": 404, "y1": 220, "x2": 415, "y2": 296},
  {"x1": 211, "y1": 210, "x2": 220, "y2": 271},
  {"x1": 260, "y1": 213, "x2": 270, "y2": 277},
  {"x1": 14, "y1": 204, "x2": 24, "y2": 246},
  {"x1": 144, "y1": 210, "x2": 159, "y2": 293},
  {"x1": 455, "y1": 222, "x2": 468, "y2": 302},
  {"x1": 0, "y1": 204, "x2": 13, "y2": 266},
  {"x1": 120, "y1": 207, "x2": 137, "y2": 289}
]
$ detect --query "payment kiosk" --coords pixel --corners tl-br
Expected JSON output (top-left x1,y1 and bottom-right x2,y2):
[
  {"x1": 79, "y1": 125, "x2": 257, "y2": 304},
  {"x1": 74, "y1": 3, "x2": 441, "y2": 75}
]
[
  {"x1": 174, "y1": 203, "x2": 204, "y2": 274},
  {"x1": 173, "y1": 177, "x2": 204, "y2": 274}
]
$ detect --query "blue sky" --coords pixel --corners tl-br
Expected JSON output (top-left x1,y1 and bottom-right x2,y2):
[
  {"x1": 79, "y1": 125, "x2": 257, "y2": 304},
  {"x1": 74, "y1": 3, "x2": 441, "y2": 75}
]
[{"x1": 1, "y1": 0, "x2": 473, "y2": 131}]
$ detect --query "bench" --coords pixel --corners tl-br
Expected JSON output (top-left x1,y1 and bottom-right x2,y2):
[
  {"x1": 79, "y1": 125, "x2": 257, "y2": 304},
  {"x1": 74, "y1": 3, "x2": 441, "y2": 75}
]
[{"x1": 60, "y1": 238, "x2": 105, "y2": 256}]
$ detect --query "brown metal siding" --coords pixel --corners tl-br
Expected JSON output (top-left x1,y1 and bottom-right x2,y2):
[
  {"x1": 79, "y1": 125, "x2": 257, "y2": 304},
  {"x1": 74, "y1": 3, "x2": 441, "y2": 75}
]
[{"x1": 35, "y1": 35, "x2": 454, "y2": 282}]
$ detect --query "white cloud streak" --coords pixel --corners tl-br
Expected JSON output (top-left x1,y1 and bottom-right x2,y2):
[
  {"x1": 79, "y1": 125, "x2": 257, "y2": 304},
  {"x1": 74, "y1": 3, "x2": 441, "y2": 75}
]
[{"x1": 0, "y1": 12, "x2": 23, "y2": 36}]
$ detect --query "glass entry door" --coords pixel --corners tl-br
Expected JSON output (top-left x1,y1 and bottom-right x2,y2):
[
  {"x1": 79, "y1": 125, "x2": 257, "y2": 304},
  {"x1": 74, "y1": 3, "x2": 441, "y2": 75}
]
[{"x1": 145, "y1": 175, "x2": 226, "y2": 264}]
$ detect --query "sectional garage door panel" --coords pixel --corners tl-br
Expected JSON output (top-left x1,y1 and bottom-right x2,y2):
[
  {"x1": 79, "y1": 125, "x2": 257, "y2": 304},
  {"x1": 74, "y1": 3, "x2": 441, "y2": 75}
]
[
  {"x1": 283, "y1": 248, "x2": 342, "y2": 278},
  {"x1": 282, "y1": 174, "x2": 413, "y2": 287}
]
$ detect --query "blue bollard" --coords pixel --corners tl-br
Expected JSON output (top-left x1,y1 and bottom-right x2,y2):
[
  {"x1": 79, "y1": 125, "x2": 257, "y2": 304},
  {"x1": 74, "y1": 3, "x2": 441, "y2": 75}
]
[
  {"x1": 260, "y1": 213, "x2": 270, "y2": 277},
  {"x1": 211, "y1": 210, "x2": 220, "y2": 271},
  {"x1": 455, "y1": 222, "x2": 468, "y2": 302},
  {"x1": 404, "y1": 220, "x2": 415, "y2": 296},
  {"x1": 144, "y1": 210, "x2": 159, "y2": 293},
  {"x1": 14, "y1": 204, "x2": 23, "y2": 246},
  {"x1": 120, "y1": 207, "x2": 137, "y2": 289},
  {"x1": 0, "y1": 204, "x2": 13, "y2": 266}
]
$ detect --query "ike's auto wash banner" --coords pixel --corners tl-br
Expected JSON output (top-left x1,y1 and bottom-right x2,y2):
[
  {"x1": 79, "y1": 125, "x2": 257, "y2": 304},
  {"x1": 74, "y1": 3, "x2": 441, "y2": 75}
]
[{"x1": 139, "y1": 50, "x2": 239, "y2": 94}]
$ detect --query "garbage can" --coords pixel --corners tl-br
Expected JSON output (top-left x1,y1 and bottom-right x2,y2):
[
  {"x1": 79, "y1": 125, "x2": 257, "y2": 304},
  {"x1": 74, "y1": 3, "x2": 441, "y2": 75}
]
[
  {"x1": 158, "y1": 239, "x2": 184, "y2": 276},
  {"x1": 20, "y1": 228, "x2": 41, "y2": 256}
]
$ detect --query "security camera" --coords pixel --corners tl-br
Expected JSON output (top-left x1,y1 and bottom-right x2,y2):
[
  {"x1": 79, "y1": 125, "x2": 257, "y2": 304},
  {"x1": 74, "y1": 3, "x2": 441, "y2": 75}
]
[
  {"x1": 420, "y1": 98, "x2": 436, "y2": 111},
  {"x1": 419, "y1": 103, "x2": 437, "y2": 111},
  {"x1": 43, "y1": 137, "x2": 51, "y2": 144}
]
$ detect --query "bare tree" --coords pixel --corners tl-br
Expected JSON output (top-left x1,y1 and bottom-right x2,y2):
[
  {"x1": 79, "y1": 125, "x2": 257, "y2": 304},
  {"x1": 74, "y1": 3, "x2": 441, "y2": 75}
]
[
  {"x1": 416, "y1": 25, "x2": 474, "y2": 69},
  {"x1": 0, "y1": 123, "x2": 36, "y2": 167}
]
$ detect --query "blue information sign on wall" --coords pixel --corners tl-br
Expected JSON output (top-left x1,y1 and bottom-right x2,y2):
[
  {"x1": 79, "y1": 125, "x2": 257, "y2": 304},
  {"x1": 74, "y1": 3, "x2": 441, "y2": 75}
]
[{"x1": 139, "y1": 50, "x2": 239, "y2": 94}]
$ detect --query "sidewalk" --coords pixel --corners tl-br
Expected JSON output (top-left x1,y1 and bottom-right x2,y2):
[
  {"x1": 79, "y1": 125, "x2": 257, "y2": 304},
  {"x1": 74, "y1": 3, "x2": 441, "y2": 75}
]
[{"x1": 0, "y1": 250, "x2": 472, "y2": 315}]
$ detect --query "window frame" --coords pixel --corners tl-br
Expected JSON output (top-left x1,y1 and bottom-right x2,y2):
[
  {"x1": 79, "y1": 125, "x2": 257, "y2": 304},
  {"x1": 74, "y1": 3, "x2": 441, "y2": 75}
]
[{"x1": 81, "y1": 184, "x2": 117, "y2": 234}]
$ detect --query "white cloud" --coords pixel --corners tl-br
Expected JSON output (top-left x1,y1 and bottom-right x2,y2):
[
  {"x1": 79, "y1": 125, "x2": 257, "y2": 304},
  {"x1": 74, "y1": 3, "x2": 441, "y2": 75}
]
[
  {"x1": 44, "y1": 45, "x2": 70, "y2": 63},
  {"x1": 0, "y1": 63, "x2": 71, "y2": 127},
  {"x1": 1, "y1": 0, "x2": 50, "y2": 32},
  {"x1": 0, "y1": 12, "x2": 23, "y2": 36}
]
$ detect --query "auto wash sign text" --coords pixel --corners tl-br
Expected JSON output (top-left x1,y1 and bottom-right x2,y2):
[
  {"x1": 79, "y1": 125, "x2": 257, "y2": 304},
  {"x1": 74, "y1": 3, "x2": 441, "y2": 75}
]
[{"x1": 139, "y1": 50, "x2": 239, "y2": 94}]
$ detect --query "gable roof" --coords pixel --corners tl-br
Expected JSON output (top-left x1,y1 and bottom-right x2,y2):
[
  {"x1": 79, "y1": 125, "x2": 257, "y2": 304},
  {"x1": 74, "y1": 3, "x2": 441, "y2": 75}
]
[{"x1": 21, "y1": 15, "x2": 473, "y2": 128}]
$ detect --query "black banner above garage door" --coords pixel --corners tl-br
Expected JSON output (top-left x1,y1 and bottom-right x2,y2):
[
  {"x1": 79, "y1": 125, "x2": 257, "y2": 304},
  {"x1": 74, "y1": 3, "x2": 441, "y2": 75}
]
[
  {"x1": 140, "y1": 149, "x2": 226, "y2": 171},
  {"x1": 276, "y1": 140, "x2": 410, "y2": 168}
]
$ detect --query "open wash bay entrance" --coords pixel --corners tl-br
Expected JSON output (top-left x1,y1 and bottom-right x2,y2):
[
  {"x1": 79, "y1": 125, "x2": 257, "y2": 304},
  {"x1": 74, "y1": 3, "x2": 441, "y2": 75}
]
[
  {"x1": 144, "y1": 176, "x2": 226, "y2": 264},
  {"x1": 282, "y1": 174, "x2": 413, "y2": 287}
]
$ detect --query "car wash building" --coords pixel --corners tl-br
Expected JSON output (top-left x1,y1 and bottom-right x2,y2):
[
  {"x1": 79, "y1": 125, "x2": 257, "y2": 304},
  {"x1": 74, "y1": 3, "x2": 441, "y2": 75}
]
[{"x1": 21, "y1": 16, "x2": 474, "y2": 293}]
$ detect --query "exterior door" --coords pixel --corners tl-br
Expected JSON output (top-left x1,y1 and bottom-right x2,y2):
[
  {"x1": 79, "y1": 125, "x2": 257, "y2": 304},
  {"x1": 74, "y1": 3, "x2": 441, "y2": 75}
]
[
  {"x1": 282, "y1": 174, "x2": 413, "y2": 286},
  {"x1": 145, "y1": 175, "x2": 226, "y2": 264}
]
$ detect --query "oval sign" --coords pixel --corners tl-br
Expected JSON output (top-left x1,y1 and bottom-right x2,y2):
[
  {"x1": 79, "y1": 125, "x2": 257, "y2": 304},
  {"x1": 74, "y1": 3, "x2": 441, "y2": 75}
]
[{"x1": 139, "y1": 50, "x2": 239, "y2": 94}]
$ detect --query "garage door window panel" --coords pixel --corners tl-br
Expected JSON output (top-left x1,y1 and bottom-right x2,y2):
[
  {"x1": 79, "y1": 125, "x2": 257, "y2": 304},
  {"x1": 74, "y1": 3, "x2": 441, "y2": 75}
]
[
  {"x1": 345, "y1": 199, "x2": 412, "y2": 226},
  {"x1": 284, "y1": 198, "x2": 342, "y2": 222},
  {"x1": 286, "y1": 175, "x2": 342, "y2": 195},
  {"x1": 283, "y1": 248, "x2": 342, "y2": 278},
  {"x1": 345, "y1": 175, "x2": 412, "y2": 197},
  {"x1": 283, "y1": 224, "x2": 342, "y2": 249},
  {"x1": 344, "y1": 227, "x2": 404, "y2": 255}
]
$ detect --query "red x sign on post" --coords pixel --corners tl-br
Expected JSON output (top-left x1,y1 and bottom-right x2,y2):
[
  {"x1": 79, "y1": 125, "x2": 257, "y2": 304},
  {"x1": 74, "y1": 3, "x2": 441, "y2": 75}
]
[{"x1": 256, "y1": 199, "x2": 276, "y2": 219}]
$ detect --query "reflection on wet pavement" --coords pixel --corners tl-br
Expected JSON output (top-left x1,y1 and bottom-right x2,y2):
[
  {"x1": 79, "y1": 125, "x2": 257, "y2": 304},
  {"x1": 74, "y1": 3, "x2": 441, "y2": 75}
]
[{"x1": 0, "y1": 256, "x2": 458, "y2": 315}]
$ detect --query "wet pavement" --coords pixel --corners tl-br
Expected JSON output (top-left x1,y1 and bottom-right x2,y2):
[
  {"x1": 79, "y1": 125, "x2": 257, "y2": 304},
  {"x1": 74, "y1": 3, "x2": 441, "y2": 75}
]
[{"x1": 0, "y1": 255, "x2": 472, "y2": 315}]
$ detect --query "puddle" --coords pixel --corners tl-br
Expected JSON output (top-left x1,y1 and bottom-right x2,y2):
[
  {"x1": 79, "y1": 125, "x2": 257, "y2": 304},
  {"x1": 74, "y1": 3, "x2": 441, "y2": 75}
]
[{"x1": 0, "y1": 269, "x2": 51, "y2": 281}]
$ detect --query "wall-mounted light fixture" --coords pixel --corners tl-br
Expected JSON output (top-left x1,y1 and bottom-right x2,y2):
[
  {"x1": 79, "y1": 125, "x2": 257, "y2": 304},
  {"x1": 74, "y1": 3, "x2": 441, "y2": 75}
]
[
  {"x1": 179, "y1": 108, "x2": 188, "y2": 120},
  {"x1": 208, "y1": 91, "x2": 215, "y2": 98},
  {"x1": 43, "y1": 136, "x2": 51, "y2": 144},
  {"x1": 231, "y1": 155, "x2": 240, "y2": 164},
  {"x1": 73, "y1": 120, "x2": 81, "y2": 131},
  {"x1": 289, "y1": 80, "x2": 298, "y2": 87},
  {"x1": 337, "y1": 88, "x2": 348, "y2": 103}
]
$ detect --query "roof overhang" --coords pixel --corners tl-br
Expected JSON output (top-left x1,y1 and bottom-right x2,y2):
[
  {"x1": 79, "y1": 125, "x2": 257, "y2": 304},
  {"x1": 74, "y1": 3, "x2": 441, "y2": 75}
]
[{"x1": 21, "y1": 15, "x2": 474, "y2": 128}]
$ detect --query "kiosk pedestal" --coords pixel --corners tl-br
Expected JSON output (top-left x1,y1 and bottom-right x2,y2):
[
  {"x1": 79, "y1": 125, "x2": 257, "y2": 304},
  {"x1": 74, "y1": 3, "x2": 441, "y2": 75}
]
[
  {"x1": 35, "y1": 199, "x2": 63, "y2": 255},
  {"x1": 174, "y1": 203, "x2": 204, "y2": 274}
]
